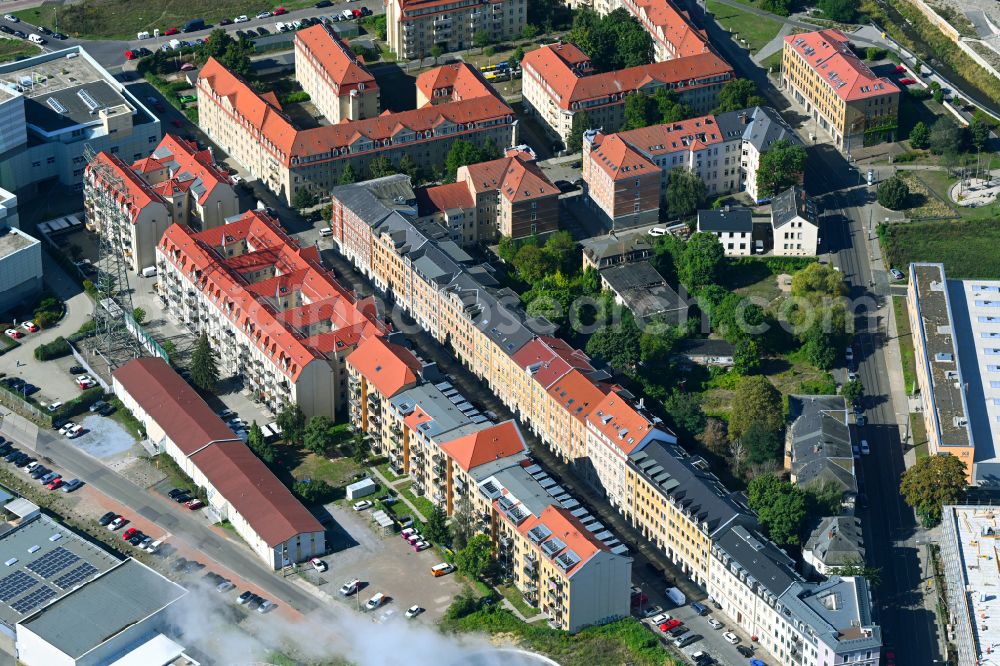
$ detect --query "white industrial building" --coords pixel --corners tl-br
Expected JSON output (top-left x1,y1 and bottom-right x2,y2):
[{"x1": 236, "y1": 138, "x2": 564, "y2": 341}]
[{"x1": 0, "y1": 216, "x2": 43, "y2": 313}]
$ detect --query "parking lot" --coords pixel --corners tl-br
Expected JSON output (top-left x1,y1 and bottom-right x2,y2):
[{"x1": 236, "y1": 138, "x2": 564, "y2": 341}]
[
  {"x1": 304, "y1": 503, "x2": 464, "y2": 624},
  {"x1": 637, "y1": 595, "x2": 766, "y2": 666}
]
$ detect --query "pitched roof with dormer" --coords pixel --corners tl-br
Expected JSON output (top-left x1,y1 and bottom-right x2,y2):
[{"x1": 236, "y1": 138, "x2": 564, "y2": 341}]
[
  {"x1": 295, "y1": 24, "x2": 377, "y2": 90},
  {"x1": 784, "y1": 29, "x2": 900, "y2": 102}
]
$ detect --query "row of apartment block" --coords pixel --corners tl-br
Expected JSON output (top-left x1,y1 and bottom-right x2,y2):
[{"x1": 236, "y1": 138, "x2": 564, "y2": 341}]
[
  {"x1": 196, "y1": 45, "x2": 516, "y2": 206},
  {"x1": 155, "y1": 209, "x2": 385, "y2": 417},
  {"x1": 520, "y1": 42, "x2": 733, "y2": 146},
  {"x1": 385, "y1": 0, "x2": 527, "y2": 61},
  {"x1": 581, "y1": 106, "x2": 800, "y2": 228},
  {"x1": 328, "y1": 174, "x2": 883, "y2": 661},
  {"x1": 346, "y1": 334, "x2": 632, "y2": 632},
  {"x1": 84, "y1": 134, "x2": 239, "y2": 273}
]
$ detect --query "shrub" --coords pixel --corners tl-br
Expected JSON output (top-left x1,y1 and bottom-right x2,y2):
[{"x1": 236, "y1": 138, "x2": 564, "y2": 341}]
[
  {"x1": 34, "y1": 337, "x2": 71, "y2": 361},
  {"x1": 53, "y1": 387, "x2": 104, "y2": 421},
  {"x1": 877, "y1": 176, "x2": 910, "y2": 210}
]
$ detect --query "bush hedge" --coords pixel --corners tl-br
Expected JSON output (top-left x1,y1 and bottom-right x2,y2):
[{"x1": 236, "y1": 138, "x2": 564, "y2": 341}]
[
  {"x1": 34, "y1": 337, "x2": 71, "y2": 361},
  {"x1": 53, "y1": 387, "x2": 104, "y2": 422}
]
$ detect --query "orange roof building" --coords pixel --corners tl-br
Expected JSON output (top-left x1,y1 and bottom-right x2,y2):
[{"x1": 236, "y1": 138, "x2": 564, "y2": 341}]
[
  {"x1": 156, "y1": 209, "x2": 386, "y2": 417},
  {"x1": 521, "y1": 43, "x2": 733, "y2": 144},
  {"x1": 84, "y1": 134, "x2": 238, "y2": 274},
  {"x1": 196, "y1": 58, "x2": 516, "y2": 206},
  {"x1": 294, "y1": 24, "x2": 380, "y2": 123},
  {"x1": 623, "y1": 0, "x2": 710, "y2": 61},
  {"x1": 385, "y1": 0, "x2": 527, "y2": 61},
  {"x1": 782, "y1": 30, "x2": 900, "y2": 150}
]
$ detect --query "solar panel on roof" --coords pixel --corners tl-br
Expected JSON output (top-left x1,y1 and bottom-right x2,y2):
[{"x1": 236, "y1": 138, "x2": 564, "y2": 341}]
[
  {"x1": 470, "y1": 415, "x2": 488, "y2": 424},
  {"x1": 587, "y1": 522, "x2": 605, "y2": 532},
  {"x1": 560, "y1": 498, "x2": 580, "y2": 509},
  {"x1": 53, "y1": 562, "x2": 98, "y2": 590},
  {"x1": 26, "y1": 547, "x2": 79, "y2": 578},
  {"x1": 524, "y1": 464, "x2": 542, "y2": 475},
  {"x1": 538, "y1": 478, "x2": 556, "y2": 489},
  {"x1": 0, "y1": 571, "x2": 36, "y2": 602},
  {"x1": 11, "y1": 585, "x2": 56, "y2": 613},
  {"x1": 595, "y1": 530, "x2": 614, "y2": 540},
  {"x1": 611, "y1": 544, "x2": 629, "y2": 555},
  {"x1": 546, "y1": 485, "x2": 565, "y2": 497}
]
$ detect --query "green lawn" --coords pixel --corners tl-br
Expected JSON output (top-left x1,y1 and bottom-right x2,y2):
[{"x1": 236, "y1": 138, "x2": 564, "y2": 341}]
[
  {"x1": 0, "y1": 38, "x2": 39, "y2": 64},
  {"x1": 881, "y1": 218, "x2": 1000, "y2": 279},
  {"x1": 291, "y1": 453, "x2": 365, "y2": 488},
  {"x1": 14, "y1": 0, "x2": 321, "y2": 41},
  {"x1": 891, "y1": 296, "x2": 917, "y2": 395},
  {"x1": 497, "y1": 583, "x2": 540, "y2": 618},
  {"x1": 399, "y1": 483, "x2": 434, "y2": 520},
  {"x1": 760, "y1": 50, "x2": 784, "y2": 72},
  {"x1": 706, "y1": 0, "x2": 783, "y2": 53},
  {"x1": 375, "y1": 461, "x2": 403, "y2": 482},
  {"x1": 911, "y1": 412, "x2": 928, "y2": 459}
]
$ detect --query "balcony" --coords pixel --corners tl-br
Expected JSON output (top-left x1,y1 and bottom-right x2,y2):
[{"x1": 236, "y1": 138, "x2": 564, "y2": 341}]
[
  {"x1": 432, "y1": 464, "x2": 446, "y2": 476},
  {"x1": 433, "y1": 492, "x2": 446, "y2": 504}
]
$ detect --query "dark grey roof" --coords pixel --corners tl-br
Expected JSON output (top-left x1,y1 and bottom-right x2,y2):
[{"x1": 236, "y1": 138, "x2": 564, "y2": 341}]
[
  {"x1": 715, "y1": 106, "x2": 800, "y2": 152},
  {"x1": 804, "y1": 516, "x2": 865, "y2": 568},
  {"x1": 601, "y1": 261, "x2": 666, "y2": 292},
  {"x1": 780, "y1": 578, "x2": 882, "y2": 654},
  {"x1": 629, "y1": 441, "x2": 751, "y2": 536},
  {"x1": 601, "y1": 261, "x2": 685, "y2": 321},
  {"x1": 713, "y1": 524, "x2": 798, "y2": 597},
  {"x1": 771, "y1": 185, "x2": 818, "y2": 229},
  {"x1": 25, "y1": 81, "x2": 127, "y2": 132},
  {"x1": 329, "y1": 174, "x2": 416, "y2": 230},
  {"x1": 18, "y1": 559, "x2": 186, "y2": 658},
  {"x1": 788, "y1": 395, "x2": 857, "y2": 494},
  {"x1": 678, "y1": 338, "x2": 734, "y2": 358},
  {"x1": 581, "y1": 231, "x2": 653, "y2": 262},
  {"x1": 697, "y1": 208, "x2": 753, "y2": 233}
]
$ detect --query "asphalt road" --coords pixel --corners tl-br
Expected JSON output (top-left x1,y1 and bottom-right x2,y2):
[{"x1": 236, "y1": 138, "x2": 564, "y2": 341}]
[{"x1": 0, "y1": 418, "x2": 322, "y2": 615}]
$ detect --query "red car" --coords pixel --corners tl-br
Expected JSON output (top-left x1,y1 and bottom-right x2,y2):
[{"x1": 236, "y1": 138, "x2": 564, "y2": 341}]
[
  {"x1": 46, "y1": 479, "x2": 62, "y2": 490},
  {"x1": 273, "y1": 7, "x2": 287, "y2": 15},
  {"x1": 5, "y1": 329, "x2": 22, "y2": 340},
  {"x1": 163, "y1": 27, "x2": 179, "y2": 35},
  {"x1": 122, "y1": 527, "x2": 138, "y2": 540},
  {"x1": 659, "y1": 619, "x2": 682, "y2": 632},
  {"x1": 899, "y1": 78, "x2": 916, "y2": 85},
  {"x1": 171, "y1": 119, "x2": 183, "y2": 128},
  {"x1": 124, "y1": 50, "x2": 137, "y2": 60},
  {"x1": 894, "y1": 65, "x2": 906, "y2": 73},
  {"x1": 351, "y1": 8, "x2": 361, "y2": 17},
  {"x1": 186, "y1": 499, "x2": 204, "y2": 510}
]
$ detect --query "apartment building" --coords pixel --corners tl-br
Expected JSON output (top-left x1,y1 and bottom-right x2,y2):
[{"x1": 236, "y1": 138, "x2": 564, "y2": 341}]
[
  {"x1": 521, "y1": 43, "x2": 733, "y2": 146},
  {"x1": 696, "y1": 208, "x2": 754, "y2": 257},
  {"x1": 156, "y1": 209, "x2": 385, "y2": 417},
  {"x1": 417, "y1": 149, "x2": 560, "y2": 243},
  {"x1": 907, "y1": 263, "x2": 1000, "y2": 484},
  {"x1": 770, "y1": 185, "x2": 819, "y2": 256},
  {"x1": 709, "y1": 524, "x2": 882, "y2": 666},
  {"x1": 197, "y1": 58, "x2": 516, "y2": 205},
  {"x1": 583, "y1": 106, "x2": 800, "y2": 227},
  {"x1": 621, "y1": 0, "x2": 710, "y2": 62},
  {"x1": 85, "y1": 134, "x2": 238, "y2": 272},
  {"x1": 385, "y1": 0, "x2": 527, "y2": 60},
  {"x1": 782, "y1": 30, "x2": 899, "y2": 151},
  {"x1": 786, "y1": 395, "x2": 857, "y2": 512},
  {"x1": 294, "y1": 24, "x2": 379, "y2": 123}
]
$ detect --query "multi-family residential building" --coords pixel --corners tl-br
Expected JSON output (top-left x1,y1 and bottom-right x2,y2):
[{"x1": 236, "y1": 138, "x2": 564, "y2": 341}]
[
  {"x1": 785, "y1": 395, "x2": 857, "y2": 513},
  {"x1": 156, "y1": 209, "x2": 385, "y2": 417},
  {"x1": 782, "y1": 29, "x2": 900, "y2": 152},
  {"x1": 621, "y1": 0, "x2": 710, "y2": 62},
  {"x1": 521, "y1": 43, "x2": 733, "y2": 146},
  {"x1": 197, "y1": 58, "x2": 516, "y2": 205},
  {"x1": 710, "y1": 524, "x2": 882, "y2": 666},
  {"x1": 696, "y1": 208, "x2": 754, "y2": 256},
  {"x1": 583, "y1": 106, "x2": 800, "y2": 227},
  {"x1": 417, "y1": 148, "x2": 560, "y2": 243},
  {"x1": 85, "y1": 134, "x2": 238, "y2": 272},
  {"x1": 294, "y1": 23, "x2": 380, "y2": 122},
  {"x1": 385, "y1": 0, "x2": 527, "y2": 60},
  {"x1": 0, "y1": 47, "x2": 161, "y2": 197},
  {"x1": 770, "y1": 185, "x2": 819, "y2": 256},
  {"x1": 907, "y1": 262, "x2": 1000, "y2": 484},
  {"x1": 802, "y1": 516, "x2": 865, "y2": 577}
]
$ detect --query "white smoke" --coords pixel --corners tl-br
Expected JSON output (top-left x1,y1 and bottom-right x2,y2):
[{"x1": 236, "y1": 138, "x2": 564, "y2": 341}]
[{"x1": 166, "y1": 582, "x2": 554, "y2": 666}]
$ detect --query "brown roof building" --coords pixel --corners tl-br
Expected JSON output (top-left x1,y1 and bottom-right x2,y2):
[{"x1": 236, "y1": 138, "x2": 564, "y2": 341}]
[{"x1": 113, "y1": 358, "x2": 325, "y2": 569}]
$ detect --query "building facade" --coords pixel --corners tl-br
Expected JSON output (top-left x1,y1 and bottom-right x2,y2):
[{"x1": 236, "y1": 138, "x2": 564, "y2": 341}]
[
  {"x1": 385, "y1": 0, "x2": 527, "y2": 60},
  {"x1": 770, "y1": 185, "x2": 819, "y2": 256},
  {"x1": 696, "y1": 208, "x2": 754, "y2": 256},
  {"x1": 294, "y1": 24, "x2": 380, "y2": 123},
  {"x1": 0, "y1": 225, "x2": 42, "y2": 313},
  {"x1": 782, "y1": 30, "x2": 899, "y2": 152},
  {"x1": 156, "y1": 209, "x2": 385, "y2": 417}
]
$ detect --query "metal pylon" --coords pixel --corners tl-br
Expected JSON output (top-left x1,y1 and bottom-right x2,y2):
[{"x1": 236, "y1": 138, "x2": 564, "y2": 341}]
[{"x1": 83, "y1": 144, "x2": 144, "y2": 370}]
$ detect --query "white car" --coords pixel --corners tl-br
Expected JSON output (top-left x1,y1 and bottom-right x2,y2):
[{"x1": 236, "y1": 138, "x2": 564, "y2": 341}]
[
  {"x1": 108, "y1": 517, "x2": 127, "y2": 531},
  {"x1": 145, "y1": 539, "x2": 162, "y2": 553},
  {"x1": 845, "y1": 347, "x2": 854, "y2": 362},
  {"x1": 365, "y1": 592, "x2": 384, "y2": 610},
  {"x1": 649, "y1": 613, "x2": 670, "y2": 625},
  {"x1": 59, "y1": 422, "x2": 77, "y2": 436},
  {"x1": 257, "y1": 599, "x2": 277, "y2": 613},
  {"x1": 76, "y1": 374, "x2": 97, "y2": 388},
  {"x1": 310, "y1": 557, "x2": 328, "y2": 572},
  {"x1": 860, "y1": 439, "x2": 870, "y2": 455},
  {"x1": 234, "y1": 15, "x2": 250, "y2": 22},
  {"x1": 65, "y1": 424, "x2": 84, "y2": 439},
  {"x1": 707, "y1": 618, "x2": 723, "y2": 630},
  {"x1": 3, "y1": 15, "x2": 19, "y2": 22},
  {"x1": 352, "y1": 499, "x2": 372, "y2": 511},
  {"x1": 339, "y1": 578, "x2": 360, "y2": 596},
  {"x1": 723, "y1": 631, "x2": 740, "y2": 645},
  {"x1": 405, "y1": 605, "x2": 423, "y2": 618},
  {"x1": 256, "y1": 11, "x2": 272, "y2": 18},
  {"x1": 46, "y1": 401, "x2": 62, "y2": 412}
]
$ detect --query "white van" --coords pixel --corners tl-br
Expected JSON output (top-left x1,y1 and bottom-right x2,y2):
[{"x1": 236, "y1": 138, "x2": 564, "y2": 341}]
[
  {"x1": 28, "y1": 34, "x2": 46, "y2": 45},
  {"x1": 365, "y1": 592, "x2": 385, "y2": 610},
  {"x1": 141, "y1": 266, "x2": 157, "y2": 278},
  {"x1": 647, "y1": 227, "x2": 667, "y2": 237},
  {"x1": 137, "y1": 31, "x2": 151, "y2": 40},
  {"x1": 319, "y1": 227, "x2": 333, "y2": 238}
]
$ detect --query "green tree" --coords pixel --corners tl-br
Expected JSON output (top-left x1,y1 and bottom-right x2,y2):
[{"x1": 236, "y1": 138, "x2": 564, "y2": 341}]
[
  {"x1": 929, "y1": 117, "x2": 963, "y2": 155},
  {"x1": 247, "y1": 421, "x2": 276, "y2": 464},
  {"x1": 802, "y1": 324, "x2": 837, "y2": 370},
  {"x1": 339, "y1": 162, "x2": 358, "y2": 185},
  {"x1": 543, "y1": 231, "x2": 577, "y2": 273},
  {"x1": 899, "y1": 454, "x2": 967, "y2": 526},
  {"x1": 680, "y1": 231, "x2": 724, "y2": 289},
  {"x1": 665, "y1": 390, "x2": 706, "y2": 438},
  {"x1": 445, "y1": 140, "x2": 483, "y2": 179},
  {"x1": 876, "y1": 176, "x2": 909, "y2": 210},
  {"x1": 747, "y1": 474, "x2": 808, "y2": 545},
  {"x1": 842, "y1": 378, "x2": 864, "y2": 406},
  {"x1": 190, "y1": 333, "x2": 219, "y2": 392},
  {"x1": 568, "y1": 8, "x2": 652, "y2": 72},
  {"x1": 276, "y1": 403, "x2": 307, "y2": 445},
  {"x1": 512, "y1": 46, "x2": 525, "y2": 66},
  {"x1": 430, "y1": 44, "x2": 444, "y2": 62},
  {"x1": 818, "y1": 0, "x2": 857, "y2": 22},
  {"x1": 744, "y1": 422, "x2": 783, "y2": 465},
  {"x1": 425, "y1": 505, "x2": 450, "y2": 543},
  {"x1": 733, "y1": 337, "x2": 762, "y2": 375},
  {"x1": 368, "y1": 155, "x2": 396, "y2": 179},
  {"x1": 473, "y1": 29, "x2": 491, "y2": 51},
  {"x1": 702, "y1": 417, "x2": 729, "y2": 456},
  {"x1": 513, "y1": 244, "x2": 556, "y2": 283},
  {"x1": 666, "y1": 169, "x2": 708, "y2": 219},
  {"x1": 714, "y1": 79, "x2": 766, "y2": 113},
  {"x1": 729, "y1": 375, "x2": 783, "y2": 441},
  {"x1": 292, "y1": 188, "x2": 318, "y2": 209},
  {"x1": 303, "y1": 415, "x2": 338, "y2": 455},
  {"x1": 455, "y1": 534, "x2": 494, "y2": 580},
  {"x1": 586, "y1": 312, "x2": 642, "y2": 369},
  {"x1": 827, "y1": 558, "x2": 883, "y2": 587},
  {"x1": 566, "y1": 111, "x2": 591, "y2": 153},
  {"x1": 970, "y1": 116, "x2": 991, "y2": 152},
  {"x1": 292, "y1": 479, "x2": 335, "y2": 505},
  {"x1": 399, "y1": 154, "x2": 421, "y2": 180},
  {"x1": 654, "y1": 88, "x2": 692, "y2": 123},
  {"x1": 623, "y1": 93, "x2": 655, "y2": 130},
  {"x1": 450, "y1": 493, "x2": 474, "y2": 550},
  {"x1": 791, "y1": 262, "x2": 847, "y2": 299},
  {"x1": 760, "y1": 0, "x2": 791, "y2": 15},
  {"x1": 132, "y1": 307, "x2": 146, "y2": 324},
  {"x1": 521, "y1": 24, "x2": 540, "y2": 40},
  {"x1": 908, "y1": 121, "x2": 930, "y2": 149},
  {"x1": 756, "y1": 140, "x2": 807, "y2": 199},
  {"x1": 161, "y1": 340, "x2": 177, "y2": 358},
  {"x1": 498, "y1": 236, "x2": 519, "y2": 263}
]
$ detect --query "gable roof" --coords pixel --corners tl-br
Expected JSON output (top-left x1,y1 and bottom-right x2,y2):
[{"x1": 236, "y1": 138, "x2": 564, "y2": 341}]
[
  {"x1": 295, "y1": 24, "x2": 377, "y2": 89},
  {"x1": 588, "y1": 134, "x2": 658, "y2": 181},
  {"x1": 440, "y1": 420, "x2": 528, "y2": 472},
  {"x1": 346, "y1": 334, "x2": 422, "y2": 397},
  {"x1": 627, "y1": 0, "x2": 709, "y2": 58},
  {"x1": 771, "y1": 185, "x2": 817, "y2": 228},
  {"x1": 86, "y1": 152, "x2": 167, "y2": 223},
  {"x1": 588, "y1": 391, "x2": 658, "y2": 454},
  {"x1": 784, "y1": 29, "x2": 900, "y2": 102}
]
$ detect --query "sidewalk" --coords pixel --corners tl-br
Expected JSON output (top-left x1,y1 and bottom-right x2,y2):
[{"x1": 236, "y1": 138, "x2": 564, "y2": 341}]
[
  {"x1": 369, "y1": 466, "x2": 427, "y2": 522},
  {"x1": 753, "y1": 23, "x2": 793, "y2": 65}
]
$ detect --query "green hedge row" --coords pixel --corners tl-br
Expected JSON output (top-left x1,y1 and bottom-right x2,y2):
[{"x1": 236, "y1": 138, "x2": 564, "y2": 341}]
[
  {"x1": 34, "y1": 337, "x2": 71, "y2": 361},
  {"x1": 53, "y1": 387, "x2": 104, "y2": 422}
]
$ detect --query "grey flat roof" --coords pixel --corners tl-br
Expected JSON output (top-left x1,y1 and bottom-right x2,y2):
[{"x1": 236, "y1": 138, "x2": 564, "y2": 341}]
[
  {"x1": 19, "y1": 559, "x2": 186, "y2": 658},
  {"x1": 0, "y1": 226, "x2": 38, "y2": 260},
  {"x1": 600, "y1": 261, "x2": 666, "y2": 292},
  {"x1": 697, "y1": 208, "x2": 753, "y2": 233},
  {"x1": 0, "y1": 515, "x2": 121, "y2": 628},
  {"x1": 25, "y1": 81, "x2": 124, "y2": 132}
]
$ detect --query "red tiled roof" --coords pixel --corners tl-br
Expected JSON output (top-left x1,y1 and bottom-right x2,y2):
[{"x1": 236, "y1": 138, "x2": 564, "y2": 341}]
[
  {"x1": 614, "y1": 113, "x2": 724, "y2": 156},
  {"x1": 190, "y1": 442, "x2": 323, "y2": 547},
  {"x1": 158, "y1": 210, "x2": 384, "y2": 381},
  {"x1": 346, "y1": 335, "x2": 422, "y2": 398},
  {"x1": 463, "y1": 155, "x2": 559, "y2": 202},
  {"x1": 625, "y1": 0, "x2": 709, "y2": 58},
  {"x1": 587, "y1": 391, "x2": 656, "y2": 454},
  {"x1": 588, "y1": 134, "x2": 658, "y2": 181},
  {"x1": 514, "y1": 337, "x2": 595, "y2": 389},
  {"x1": 198, "y1": 58, "x2": 514, "y2": 167},
  {"x1": 522, "y1": 45, "x2": 732, "y2": 110},
  {"x1": 784, "y1": 29, "x2": 900, "y2": 102},
  {"x1": 86, "y1": 152, "x2": 166, "y2": 223},
  {"x1": 416, "y1": 181, "x2": 474, "y2": 214},
  {"x1": 513, "y1": 504, "x2": 611, "y2": 577},
  {"x1": 546, "y1": 368, "x2": 609, "y2": 424},
  {"x1": 147, "y1": 134, "x2": 233, "y2": 206},
  {"x1": 440, "y1": 420, "x2": 527, "y2": 472},
  {"x1": 415, "y1": 62, "x2": 497, "y2": 104},
  {"x1": 395, "y1": 0, "x2": 505, "y2": 17},
  {"x1": 295, "y1": 24, "x2": 378, "y2": 89}
]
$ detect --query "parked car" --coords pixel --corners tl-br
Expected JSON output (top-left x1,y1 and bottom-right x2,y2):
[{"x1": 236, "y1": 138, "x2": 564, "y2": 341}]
[
  {"x1": 108, "y1": 516, "x2": 127, "y2": 530},
  {"x1": 431, "y1": 563, "x2": 454, "y2": 577},
  {"x1": 667, "y1": 624, "x2": 688, "y2": 637},
  {"x1": 673, "y1": 633, "x2": 701, "y2": 649},
  {"x1": 168, "y1": 488, "x2": 188, "y2": 498},
  {"x1": 129, "y1": 533, "x2": 145, "y2": 546},
  {"x1": 412, "y1": 540, "x2": 429, "y2": 551},
  {"x1": 219, "y1": 17, "x2": 233, "y2": 25},
  {"x1": 39, "y1": 471, "x2": 59, "y2": 484},
  {"x1": 722, "y1": 631, "x2": 740, "y2": 645},
  {"x1": 707, "y1": 618, "x2": 723, "y2": 630},
  {"x1": 405, "y1": 605, "x2": 423, "y2": 618},
  {"x1": 258, "y1": 599, "x2": 276, "y2": 613},
  {"x1": 315, "y1": 0, "x2": 332, "y2": 6},
  {"x1": 256, "y1": 11, "x2": 272, "y2": 18},
  {"x1": 5, "y1": 328, "x2": 22, "y2": 339},
  {"x1": 890, "y1": 268, "x2": 905, "y2": 280},
  {"x1": 689, "y1": 601, "x2": 708, "y2": 616},
  {"x1": 20, "y1": 321, "x2": 38, "y2": 332},
  {"x1": 217, "y1": 580, "x2": 235, "y2": 592},
  {"x1": 365, "y1": 592, "x2": 385, "y2": 610},
  {"x1": 163, "y1": 27, "x2": 180, "y2": 35},
  {"x1": 247, "y1": 595, "x2": 263, "y2": 610},
  {"x1": 178, "y1": 94, "x2": 196, "y2": 103},
  {"x1": 46, "y1": 478, "x2": 63, "y2": 490},
  {"x1": 237, "y1": 590, "x2": 254, "y2": 605},
  {"x1": 235, "y1": 15, "x2": 250, "y2": 22},
  {"x1": 3, "y1": 14, "x2": 19, "y2": 22},
  {"x1": 860, "y1": 439, "x2": 871, "y2": 455},
  {"x1": 186, "y1": 499, "x2": 205, "y2": 510},
  {"x1": 139, "y1": 536, "x2": 153, "y2": 550},
  {"x1": 145, "y1": 539, "x2": 163, "y2": 554},
  {"x1": 641, "y1": 605, "x2": 663, "y2": 618},
  {"x1": 76, "y1": 374, "x2": 97, "y2": 389},
  {"x1": 339, "y1": 578, "x2": 360, "y2": 596},
  {"x1": 311, "y1": 557, "x2": 328, "y2": 572},
  {"x1": 899, "y1": 78, "x2": 916, "y2": 85},
  {"x1": 98, "y1": 511, "x2": 117, "y2": 526},
  {"x1": 736, "y1": 645, "x2": 755, "y2": 658},
  {"x1": 352, "y1": 499, "x2": 372, "y2": 511},
  {"x1": 273, "y1": 7, "x2": 288, "y2": 15},
  {"x1": 649, "y1": 613, "x2": 670, "y2": 625},
  {"x1": 61, "y1": 479, "x2": 82, "y2": 492},
  {"x1": 51, "y1": 32, "x2": 66, "y2": 40},
  {"x1": 122, "y1": 527, "x2": 138, "y2": 540},
  {"x1": 659, "y1": 619, "x2": 682, "y2": 632}
]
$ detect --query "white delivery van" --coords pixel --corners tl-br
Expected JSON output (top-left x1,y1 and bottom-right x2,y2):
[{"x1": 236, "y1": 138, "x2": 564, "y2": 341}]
[
  {"x1": 319, "y1": 227, "x2": 333, "y2": 237},
  {"x1": 666, "y1": 587, "x2": 686, "y2": 606},
  {"x1": 365, "y1": 592, "x2": 385, "y2": 610},
  {"x1": 168, "y1": 39, "x2": 181, "y2": 50},
  {"x1": 28, "y1": 34, "x2": 46, "y2": 44},
  {"x1": 141, "y1": 266, "x2": 157, "y2": 278},
  {"x1": 137, "y1": 31, "x2": 150, "y2": 40}
]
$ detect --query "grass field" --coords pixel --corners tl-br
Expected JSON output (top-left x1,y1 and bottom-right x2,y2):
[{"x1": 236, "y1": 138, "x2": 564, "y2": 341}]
[
  {"x1": 881, "y1": 218, "x2": 1000, "y2": 279},
  {"x1": 917, "y1": 169, "x2": 1000, "y2": 223},
  {"x1": 891, "y1": 296, "x2": 917, "y2": 395},
  {"x1": 910, "y1": 412, "x2": 928, "y2": 458},
  {"x1": 291, "y1": 453, "x2": 365, "y2": 489},
  {"x1": 705, "y1": 0, "x2": 783, "y2": 53},
  {"x1": 0, "y1": 38, "x2": 39, "y2": 64},
  {"x1": 14, "y1": 0, "x2": 319, "y2": 41},
  {"x1": 497, "y1": 583, "x2": 540, "y2": 618},
  {"x1": 399, "y1": 483, "x2": 434, "y2": 520}
]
